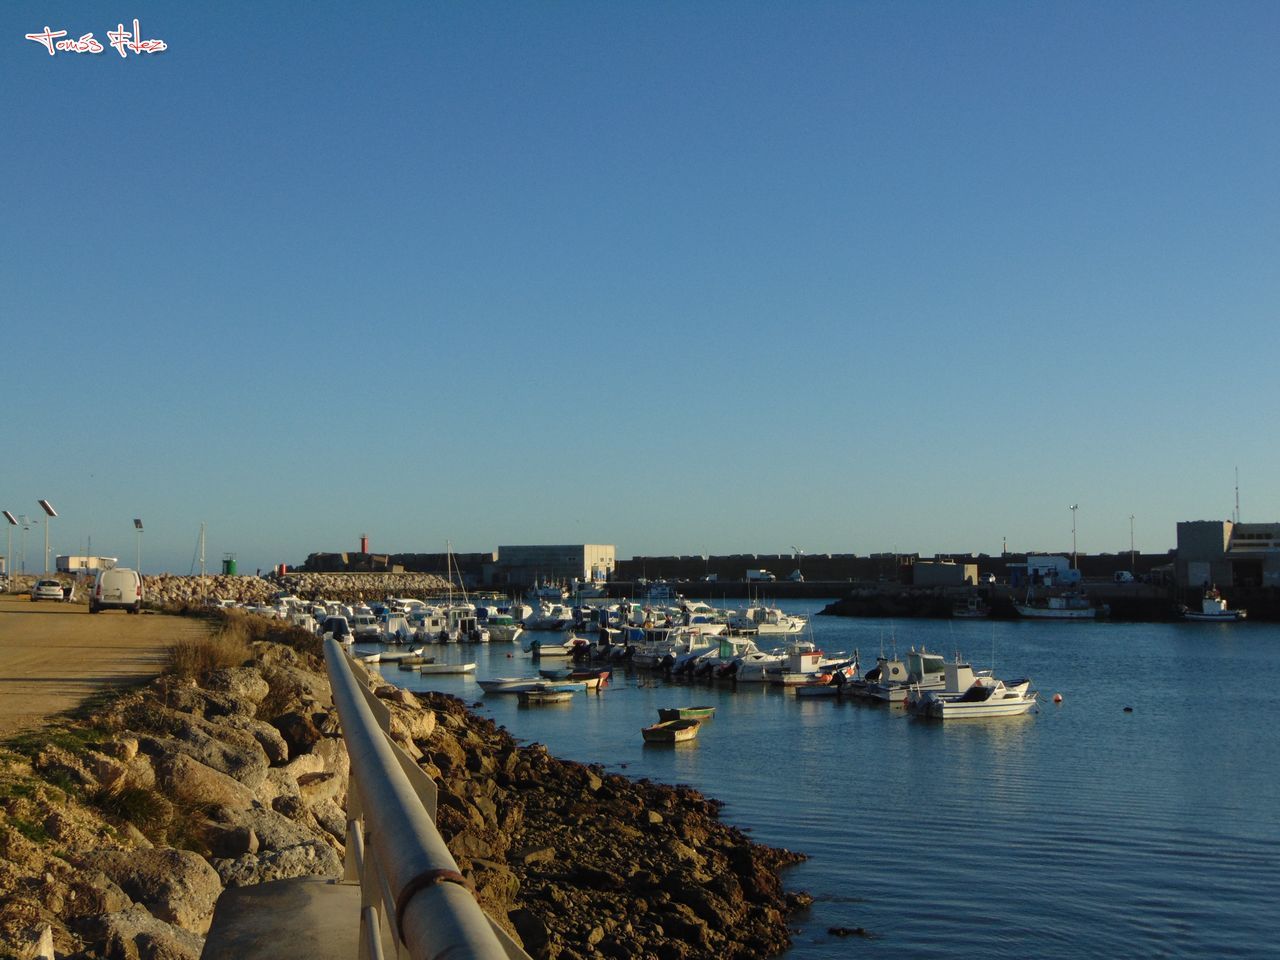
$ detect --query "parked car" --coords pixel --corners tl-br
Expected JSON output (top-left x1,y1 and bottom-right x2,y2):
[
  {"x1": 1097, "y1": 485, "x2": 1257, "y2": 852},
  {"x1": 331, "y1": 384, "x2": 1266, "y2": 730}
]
[
  {"x1": 89, "y1": 567, "x2": 143, "y2": 614},
  {"x1": 31, "y1": 578, "x2": 64, "y2": 601}
]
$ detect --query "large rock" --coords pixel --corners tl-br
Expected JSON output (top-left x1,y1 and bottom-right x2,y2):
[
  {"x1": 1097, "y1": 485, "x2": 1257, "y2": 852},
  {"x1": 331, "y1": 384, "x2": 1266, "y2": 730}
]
[
  {"x1": 202, "y1": 668, "x2": 271, "y2": 705},
  {"x1": 137, "y1": 711, "x2": 269, "y2": 791},
  {"x1": 213, "y1": 840, "x2": 342, "y2": 887},
  {"x1": 78, "y1": 849, "x2": 222, "y2": 934},
  {"x1": 75, "y1": 905, "x2": 205, "y2": 960},
  {"x1": 270, "y1": 712, "x2": 321, "y2": 757},
  {"x1": 157, "y1": 753, "x2": 256, "y2": 812}
]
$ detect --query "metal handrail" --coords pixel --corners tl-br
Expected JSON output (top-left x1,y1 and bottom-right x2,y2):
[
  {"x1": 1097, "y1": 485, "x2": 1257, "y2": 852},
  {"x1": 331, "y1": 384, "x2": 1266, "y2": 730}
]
[{"x1": 324, "y1": 638, "x2": 524, "y2": 960}]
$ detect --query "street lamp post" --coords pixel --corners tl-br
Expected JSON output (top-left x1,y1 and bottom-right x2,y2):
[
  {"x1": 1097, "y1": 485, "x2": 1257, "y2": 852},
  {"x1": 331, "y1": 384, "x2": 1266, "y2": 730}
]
[
  {"x1": 2, "y1": 511, "x2": 15, "y2": 586},
  {"x1": 38, "y1": 500, "x2": 57, "y2": 575},
  {"x1": 1129, "y1": 515, "x2": 1135, "y2": 571},
  {"x1": 19, "y1": 516, "x2": 33, "y2": 574},
  {"x1": 790, "y1": 545, "x2": 804, "y2": 579},
  {"x1": 134, "y1": 519, "x2": 144, "y2": 573},
  {"x1": 1069, "y1": 504, "x2": 1079, "y2": 570}
]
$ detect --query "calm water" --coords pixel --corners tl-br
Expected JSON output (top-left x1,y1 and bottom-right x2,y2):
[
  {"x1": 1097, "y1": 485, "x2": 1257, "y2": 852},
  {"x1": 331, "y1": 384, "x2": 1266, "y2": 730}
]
[{"x1": 364, "y1": 600, "x2": 1280, "y2": 958}]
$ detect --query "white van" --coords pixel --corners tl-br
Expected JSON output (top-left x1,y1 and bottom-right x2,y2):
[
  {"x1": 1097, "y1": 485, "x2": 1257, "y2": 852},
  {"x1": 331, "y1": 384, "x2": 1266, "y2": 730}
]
[{"x1": 90, "y1": 567, "x2": 144, "y2": 614}]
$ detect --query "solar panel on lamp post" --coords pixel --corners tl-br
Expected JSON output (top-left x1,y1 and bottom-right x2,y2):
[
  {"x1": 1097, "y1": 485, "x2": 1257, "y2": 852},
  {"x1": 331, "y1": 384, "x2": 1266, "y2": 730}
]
[{"x1": 38, "y1": 500, "x2": 57, "y2": 575}]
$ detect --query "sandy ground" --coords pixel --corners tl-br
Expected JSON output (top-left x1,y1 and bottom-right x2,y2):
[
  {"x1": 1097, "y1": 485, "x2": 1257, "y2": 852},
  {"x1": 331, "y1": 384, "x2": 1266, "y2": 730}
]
[{"x1": 0, "y1": 596, "x2": 211, "y2": 739}]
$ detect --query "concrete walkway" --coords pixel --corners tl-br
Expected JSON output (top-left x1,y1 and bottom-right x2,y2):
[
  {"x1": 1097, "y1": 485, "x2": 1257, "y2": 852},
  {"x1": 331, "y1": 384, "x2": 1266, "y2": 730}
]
[{"x1": 0, "y1": 596, "x2": 210, "y2": 738}]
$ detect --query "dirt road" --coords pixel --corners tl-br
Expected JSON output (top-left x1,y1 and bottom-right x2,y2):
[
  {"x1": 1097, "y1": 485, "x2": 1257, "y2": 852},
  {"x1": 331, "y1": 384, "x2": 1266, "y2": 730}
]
[{"x1": 0, "y1": 597, "x2": 211, "y2": 738}]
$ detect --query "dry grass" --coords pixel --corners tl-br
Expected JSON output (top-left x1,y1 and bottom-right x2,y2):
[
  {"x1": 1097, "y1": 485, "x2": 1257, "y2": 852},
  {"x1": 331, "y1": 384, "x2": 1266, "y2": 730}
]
[{"x1": 165, "y1": 625, "x2": 253, "y2": 678}]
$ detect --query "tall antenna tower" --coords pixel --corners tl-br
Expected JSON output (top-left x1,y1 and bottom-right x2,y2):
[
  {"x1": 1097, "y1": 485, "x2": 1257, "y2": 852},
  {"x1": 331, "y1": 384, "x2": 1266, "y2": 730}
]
[{"x1": 1234, "y1": 467, "x2": 1240, "y2": 524}]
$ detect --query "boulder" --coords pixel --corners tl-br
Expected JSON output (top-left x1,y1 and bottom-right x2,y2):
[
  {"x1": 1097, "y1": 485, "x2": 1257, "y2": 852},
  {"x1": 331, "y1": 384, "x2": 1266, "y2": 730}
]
[
  {"x1": 75, "y1": 904, "x2": 205, "y2": 960},
  {"x1": 202, "y1": 668, "x2": 270, "y2": 705},
  {"x1": 213, "y1": 840, "x2": 342, "y2": 887},
  {"x1": 78, "y1": 849, "x2": 222, "y2": 934},
  {"x1": 157, "y1": 753, "x2": 256, "y2": 812},
  {"x1": 270, "y1": 712, "x2": 321, "y2": 757}
]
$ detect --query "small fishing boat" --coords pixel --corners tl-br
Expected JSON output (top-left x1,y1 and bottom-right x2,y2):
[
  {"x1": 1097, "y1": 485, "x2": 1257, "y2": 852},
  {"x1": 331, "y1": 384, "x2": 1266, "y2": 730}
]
[
  {"x1": 907, "y1": 659, "x2": 1036, "y2": 719},
  {"x1": 657, "y1": 705, "x2": 716, "y2": 722},
  {"x1": 518, "y1": 689, "x2": 575, "y2": 706},
  {"x1": 479, "y1": 676, "x2": 551, "y2": 694},
  {"x1": 952, "y1": 596, "x2": 991, "y2": 619},
  {"x1": 353, "y1": 651, "x2": 381, "y2": 664},
  {"x1": 378, "y1": 646, "x2": 428, "y2": 662},
  {"x1": 916, "y1": 676, "x2": 1037, "y2": 719},
  {"x1": 1014, "y1": 590, "x2": 1100, "y2": 620},
  {"x1": 478, "y1": 677, "x2": 586, "y2": 694},
  {"x1": 1181, "y1": 588, "x2": 1247, "y2": 622},
  {"x1": 641, "y1": 718, "x2": 701, "y2": 743},
  {"x1": 537, "y1": 666, "x2": 611, "y2": 690},
  {"x1": 418, "y1": 661, "x2": 476, "y2": 675}
]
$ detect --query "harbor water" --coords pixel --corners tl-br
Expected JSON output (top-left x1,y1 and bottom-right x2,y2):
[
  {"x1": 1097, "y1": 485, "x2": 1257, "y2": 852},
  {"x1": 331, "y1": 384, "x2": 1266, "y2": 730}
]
[{"x1": 364, "y1": 599, "x2": 1280, "y2": 958}]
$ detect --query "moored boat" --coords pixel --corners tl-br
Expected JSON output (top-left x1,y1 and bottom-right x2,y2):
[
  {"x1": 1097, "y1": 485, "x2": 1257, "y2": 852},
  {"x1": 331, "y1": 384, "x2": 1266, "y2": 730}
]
[
  {"x1": 1014, "y1": 590, "x2": 1101, "y2": 619},
  {"x1": 641, "y1": 718, "x2": 701, "y2": 743},
  {"x1": 1181, "y1": 589, "x2": 1247, "y2": 622},
  {"x1": 657, "y1": 705, "x2": 716, "y2": 722},
  {"x1": 418, "y1": 661, "x2": 476, "y2": 675},
  {"x1": 518, "y1": 689, "x2": 575, "y2": 705},
  {"x1": 907, "y1": 659, "x2": 1036, "y2": 719}
]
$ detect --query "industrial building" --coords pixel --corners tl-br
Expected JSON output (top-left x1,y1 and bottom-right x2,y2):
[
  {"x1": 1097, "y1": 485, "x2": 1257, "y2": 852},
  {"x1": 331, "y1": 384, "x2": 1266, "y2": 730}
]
[
  {"x1": 1176, "y1": 521, "x2": 1280, "y2": 588},
  {"x1": 911, "y1": 559, "x2": 978, "y2": 587},
  {"x1": 495, "y1": 544, "x2": 615, "y2": 588},
  {"x1": 56, "y1": 556, "x2": 119, "y2": 573}
]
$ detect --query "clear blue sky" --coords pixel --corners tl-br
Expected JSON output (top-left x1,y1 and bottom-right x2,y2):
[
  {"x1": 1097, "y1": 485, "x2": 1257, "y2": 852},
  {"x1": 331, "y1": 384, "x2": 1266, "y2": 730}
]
[{"x1": 4, "y1": 1, "x2": 1278, "y2": 574}]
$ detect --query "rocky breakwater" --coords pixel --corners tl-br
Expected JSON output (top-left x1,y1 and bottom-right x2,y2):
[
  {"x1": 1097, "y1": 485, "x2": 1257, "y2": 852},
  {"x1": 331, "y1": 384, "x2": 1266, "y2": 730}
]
[
  {"x1": 0, "y1": 614, "x2": 808, "y2": 959},
  {"x1": 142, "y1": 572, "x2": 455, "y2": 608}
]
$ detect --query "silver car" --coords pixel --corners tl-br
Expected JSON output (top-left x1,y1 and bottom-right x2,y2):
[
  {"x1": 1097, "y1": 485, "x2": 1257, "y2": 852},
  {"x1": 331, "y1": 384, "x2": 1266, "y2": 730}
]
[{"x1": 31, "y1": 579, "x2": 65, "y2": 601}]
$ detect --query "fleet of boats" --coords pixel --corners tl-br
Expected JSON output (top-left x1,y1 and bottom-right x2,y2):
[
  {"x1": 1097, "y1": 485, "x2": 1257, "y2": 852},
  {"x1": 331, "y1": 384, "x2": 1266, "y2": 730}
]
[{"x1": 222, "y1": 574, "x2": 1256, "y2": 742}]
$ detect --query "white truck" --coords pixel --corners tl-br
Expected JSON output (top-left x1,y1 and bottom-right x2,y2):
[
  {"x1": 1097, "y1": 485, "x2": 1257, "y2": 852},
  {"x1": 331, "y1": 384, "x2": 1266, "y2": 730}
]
[{"x1": 745, "y1": 569, "x2": 777, "y2": 582}]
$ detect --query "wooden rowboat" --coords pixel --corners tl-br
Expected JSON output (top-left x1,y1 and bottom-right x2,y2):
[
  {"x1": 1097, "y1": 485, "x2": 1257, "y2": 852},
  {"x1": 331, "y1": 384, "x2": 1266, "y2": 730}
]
[
  {"x1": 418, "y1": 662, "x2": 476, "y2": 675},
  {"x1": 657, "y1": 706, "x2": 716, "y2": 722},
  {"x1": 518, "y1": 689, "x2": 575, "y2": 705},
  {"x1": 641, "y1": 718, "x2": 701, "y2": 743}
]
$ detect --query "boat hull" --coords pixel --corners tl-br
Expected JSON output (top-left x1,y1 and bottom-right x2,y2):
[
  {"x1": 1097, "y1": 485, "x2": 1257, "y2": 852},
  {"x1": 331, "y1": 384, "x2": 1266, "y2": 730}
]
[
  {"x1": 658, "y1": 706, "x2": 716, "y2": 722},
  {"x1": 1013, "y1": 604, "x2": 1097, "y2": 619},
  {"x1": 641, "y1": 718, "x2": 701, "y2": 743}
]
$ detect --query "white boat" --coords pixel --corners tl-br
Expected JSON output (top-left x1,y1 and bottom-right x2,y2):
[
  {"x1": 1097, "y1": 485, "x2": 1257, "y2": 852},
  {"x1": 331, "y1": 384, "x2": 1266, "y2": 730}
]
[
  {"x1": 524, "y1": 634, "x2": 592, "y2": 659},
  {"x1": 477, "y1": 676, "x2": 544, "y2": 693},
  {"x1": 418, "y1": 661, "x2": 476, "y2": 675},
  {"x1": 377, "y1": 646, "x2": 428, "y2": 662},
  {"x1": 729, "y1": 605, "x2": 808, "y2": 635},
  {"x1": 1014, "y1": 590, "x2": 1099, "y2": 620},
  {"x1": 866, "y1": 648, "x2": 947, "y2": 703},
  {"x1": 523, "y1": 601, "x2": 575, "y2": 631},
  {"x1": 909, "y1": 660, "x2": 1037, "y2": 720},
  {"x1": 765, "y1": 639, "x2": 849, "y2": 686},
  {"x1": 1181, "y1": 589, "x2": 1246, "y2": 622},
  {"x1": 629, "y1": 627, "x2": 716, "y2": 670},
  {"x1": 351, "y1": 611, "x2": 381, "y2": 639},
  {"x1": 352, "y1": 651, "x2": 381, "y2": 664},
  {"x1": 380, "y1": 615, "x2": 416, "y2": 644}
]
